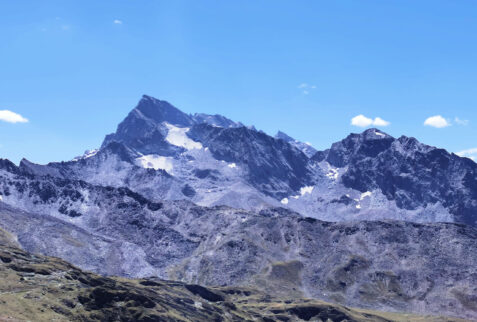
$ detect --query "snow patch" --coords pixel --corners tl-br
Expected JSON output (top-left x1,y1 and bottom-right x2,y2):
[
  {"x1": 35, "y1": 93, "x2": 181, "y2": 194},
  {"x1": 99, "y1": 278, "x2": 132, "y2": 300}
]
[
  {"x1": 375, "y1": 131, "x2": 385, "y2": 137},
  {"x1": 136, "y1": 155, "x2": 173, "y2": 173},
  {"x1": 72, "y1": 149, "x2": 99, "y2": 162},
  {"x1": 300, "y1": 186, "x2": 314, "y2": 196},
  {"x1": 360, "y1": 191, "x2": 372, "y2": 200},
  {"x1": 165, "y1": 123, "x2": 203, "y2": 150},
  {"x1": 354, "y1": 191, "x2": 372, "y2": 210},
  {"x1": 286, "y1": 186, "x2": 314, "y2": 201},
  {"x1": 228, "y1": 163, "x2": 237, "y2": 168}
]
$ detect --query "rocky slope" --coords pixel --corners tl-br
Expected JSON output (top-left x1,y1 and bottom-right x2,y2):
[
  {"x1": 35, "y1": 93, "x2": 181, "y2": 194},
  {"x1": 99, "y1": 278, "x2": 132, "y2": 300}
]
[{"x1": 0, "y1": 229, "x2": 466, "y2": 322}]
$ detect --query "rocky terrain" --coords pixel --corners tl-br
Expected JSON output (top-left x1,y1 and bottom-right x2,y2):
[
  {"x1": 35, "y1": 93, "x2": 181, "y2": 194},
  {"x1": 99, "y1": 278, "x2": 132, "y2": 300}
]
[
  {"x1": 0, "y1": 165, "x2": 476, "y2": 319},
  {"x1": 0, "y1": 229, "x2": 466, "y2": 321},
  {"x1": 1, "y1": 95, "x2": 477, "y2": 320},
  {"x1": 16, "y1": 95, "x2": 477, "y2": 226}
]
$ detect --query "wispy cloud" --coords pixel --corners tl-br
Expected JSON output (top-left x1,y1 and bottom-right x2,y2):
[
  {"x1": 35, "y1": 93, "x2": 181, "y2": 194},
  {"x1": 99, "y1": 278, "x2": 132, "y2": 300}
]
[
  {"x1": 351, "y1": 114, "x2": 390, "y2": 127},
  {"x1": 113, "y1": 19, "x2": 123, "y2": 25},
  {"x1": 0, "y1": 110, "x2": 29, "y2": 123},
  {"x1": 297, "y1": 83, "x2": 316, "y2": 95},
  {"x1": 454, "y1": 117, "x2": 469, "y2": 126},
  {"x1": 456, "y1": 148, "x2": 477, "y2": 161}
]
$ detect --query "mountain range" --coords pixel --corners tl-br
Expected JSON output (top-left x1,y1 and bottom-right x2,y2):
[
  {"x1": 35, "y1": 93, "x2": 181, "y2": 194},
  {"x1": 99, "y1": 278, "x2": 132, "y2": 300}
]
[{"x1": 1, "y1": 95, "x2": 477, "y2": 320}]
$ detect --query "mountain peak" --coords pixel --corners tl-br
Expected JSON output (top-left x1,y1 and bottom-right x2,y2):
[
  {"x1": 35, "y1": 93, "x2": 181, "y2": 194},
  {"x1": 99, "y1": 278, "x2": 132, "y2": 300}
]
[
  {"x1": 275, "y1": 130, "x2": 294, "y2": 142},
  {"x1": 134, "y1": 95, "x2": 193, "y2": 127},
  {"x1": 324, "y1": 128, "x2": 395, "y2": 167},
  {"x1": 359, "y1": 128, "x2": 393, "y2": 140},
  {"x1": 101, "y1": 95, "x2": 195, "y2": 151}
]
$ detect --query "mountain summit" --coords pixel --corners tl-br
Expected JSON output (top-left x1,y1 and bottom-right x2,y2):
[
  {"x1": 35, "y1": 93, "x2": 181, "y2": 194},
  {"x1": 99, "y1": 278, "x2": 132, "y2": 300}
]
[{"x1": 13, "y1": 95, "x2": 477, "y2": 226}]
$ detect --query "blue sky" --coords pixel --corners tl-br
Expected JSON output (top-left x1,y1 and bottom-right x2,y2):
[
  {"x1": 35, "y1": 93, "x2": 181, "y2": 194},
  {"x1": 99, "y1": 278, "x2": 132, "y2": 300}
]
[{"x1": 2, "y1": 0, "x2": 477, "y2": 164}]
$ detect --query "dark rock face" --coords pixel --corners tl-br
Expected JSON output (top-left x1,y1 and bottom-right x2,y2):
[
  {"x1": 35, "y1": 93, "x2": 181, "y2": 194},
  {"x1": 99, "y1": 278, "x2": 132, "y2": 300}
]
[
  {"x1": 188, "y1": 124, "x2": 314, "y2": 198},
  {"x1": 325, "y1": 129, "x2": 395, "y2": 167},
  {"x1": 315, "y1": 128, "x2": 477, "y2": 226},
  {"x1": 185, "y1": 284, "x2": 225, "y2": 302},
  {"x1": 91, "y1": 95, "x2": 315, "y2": 200},
  {"x1": 284, "y1": 306, "x2": 353, "y2": 321},
  {"x1": 102, "y1": 95, "x2": 193, "y2": 155}
]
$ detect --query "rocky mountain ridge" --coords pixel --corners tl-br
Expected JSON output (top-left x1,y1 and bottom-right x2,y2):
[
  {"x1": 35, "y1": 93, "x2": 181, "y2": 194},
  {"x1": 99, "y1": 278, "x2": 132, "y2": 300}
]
[{"x1": 16, "y1": 95, "x2": 477, "y2": 226}]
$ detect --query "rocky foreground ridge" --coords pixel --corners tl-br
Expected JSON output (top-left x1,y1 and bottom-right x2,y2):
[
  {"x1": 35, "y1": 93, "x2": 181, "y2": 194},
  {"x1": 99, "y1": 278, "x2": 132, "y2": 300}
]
[{"x1": 0, "y1": 228, "x2": 466, "y2": 322}]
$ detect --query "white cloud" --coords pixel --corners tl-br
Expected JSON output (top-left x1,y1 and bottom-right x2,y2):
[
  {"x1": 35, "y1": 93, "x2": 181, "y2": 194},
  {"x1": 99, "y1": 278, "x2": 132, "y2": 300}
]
[
  {"x1": 454, "y1": 117, "x2": 469, "y2": 126},
  {"x1": 424, "y1": 115, "x2": 450, "y2": 128},
  {"x1": 0, "y1": 110, "x2": 28, "y2": 123},
  {"x1": 351, "y1": 114, "x2": 390, "y2": 127},
  {"x1": 373, "y1": 117, "x2": 390, "y2": 126},
  {"x1": 114, "y1": 19, "x2": 123, "y2": 24},
  {"x1": 297, "y1": 83, "x2": 316, "y2": 94},
  {"x1": 351, "y1": 115, "x2": 373, "y2": 127},
  {"x1": 456, "y1": 148, "x2": 477, "y2": 161}
]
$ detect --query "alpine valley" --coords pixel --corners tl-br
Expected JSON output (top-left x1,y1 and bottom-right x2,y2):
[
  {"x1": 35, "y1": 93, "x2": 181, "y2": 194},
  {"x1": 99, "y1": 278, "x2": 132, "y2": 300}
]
[{"x1": 1, "y1": 95, "x2": 477, "y2": 321}]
